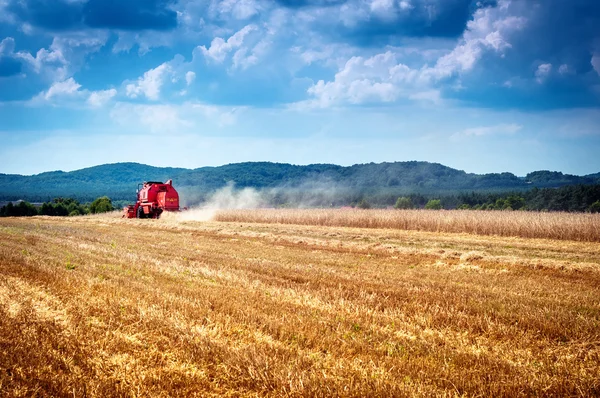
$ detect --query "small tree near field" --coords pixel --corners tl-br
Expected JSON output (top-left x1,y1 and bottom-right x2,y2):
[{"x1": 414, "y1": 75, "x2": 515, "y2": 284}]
[
  {"x1": 89, "y1": 196, "x2": 114, "y2": 214},
  {"x1": 425, "y1": 199, "x2": 442, "y2": 210},
  {"x1": 590, "y1": 200, "x2": 600, "y2": 213},
  {"x1": 394, "y1": 197, "x2": 413, "y2": 209},
  {"x1": 357, "y1": 199, "x2": 371, "y2": 209}
]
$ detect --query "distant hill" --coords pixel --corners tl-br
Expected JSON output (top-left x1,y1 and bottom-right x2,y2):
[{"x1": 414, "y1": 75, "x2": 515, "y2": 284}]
[
  {"x1": 1, "y1": 161, "x2": 599, "y2": 205},
  {"x1": 524, "y1": 170, "x2": 599, "y2": 187}
]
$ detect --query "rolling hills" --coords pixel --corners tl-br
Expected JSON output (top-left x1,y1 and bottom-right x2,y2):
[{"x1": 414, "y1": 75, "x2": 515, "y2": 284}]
[{"x1": 1, "y1": 161, "x2": 599, "y2": 204}]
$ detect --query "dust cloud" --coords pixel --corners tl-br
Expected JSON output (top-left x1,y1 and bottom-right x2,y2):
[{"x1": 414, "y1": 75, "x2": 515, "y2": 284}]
[{"x1": 176, "y1": 182, "x2": 264, "y2": 222}]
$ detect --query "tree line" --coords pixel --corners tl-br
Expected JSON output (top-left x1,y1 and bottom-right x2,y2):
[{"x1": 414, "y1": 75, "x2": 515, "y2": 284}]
[
  {"x1": 387, "y1": 185, "x2": 600, "y2": 212},
  {"x1": 4, "y1": 162, "x2": 599, "y2": 205},
  {"x1": 2, "y1": 184, "x2": 600, "y2": 216},
  {"x1": 0, "y1": 197, "x2": 114, "y2": 217}
]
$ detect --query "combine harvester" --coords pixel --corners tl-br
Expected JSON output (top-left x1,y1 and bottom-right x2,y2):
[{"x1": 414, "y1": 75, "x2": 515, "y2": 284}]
[{"x1": 123, "y1": 180, "x2": 180, "y2": 219}]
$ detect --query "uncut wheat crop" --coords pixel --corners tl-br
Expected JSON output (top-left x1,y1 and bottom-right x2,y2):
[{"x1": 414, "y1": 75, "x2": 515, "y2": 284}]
[{"x1": 214, "y1": 208, "x2": 600, "y2": 242}]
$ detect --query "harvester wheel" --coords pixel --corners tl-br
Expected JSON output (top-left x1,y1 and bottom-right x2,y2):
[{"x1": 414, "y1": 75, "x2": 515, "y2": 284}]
[{"x1": 137, "y1": 206, "x2": 145, "y2": 219}]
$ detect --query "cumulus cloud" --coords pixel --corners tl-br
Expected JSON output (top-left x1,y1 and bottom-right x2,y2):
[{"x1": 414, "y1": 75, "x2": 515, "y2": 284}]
[
  {"x1": 421, "y1": 4, "x2": 526, "y2": 81},
  {"x1": 185, "y1": 71, "x2": 196, "y2": 86},
  {"x1": 399, "y1": 1, "x2": 413, "y2": 10},
  {"x1": 294, "y1": 46, "x2": 334, "y2": 66},
  {"x1": 0, "y1": 0, "x2": 14, "y2": 23},
  {"x1": 15, "y1": 42, "x2": 67, "y2": 78},
  {"x1": 87, "y1": 88, "x2": 117, "y2": 107},
  {"x1": 0, "y1": 37, "x2": 22, "y2": 77},
  {"x1": 558, "y1": 64, "x2": 571, "y2": 75},
  {"x1": 0, "y1": 37, "x2": 15, "y2": 54},
  {"x1": 5, "y1": 0, "x2": 600, "y2": 111},
  {"x1": 30, "y1": 77, "x2": 117, "y2": 109},
  {"x1": 305, "y1": 52, "x2": 400, "y2": 107},
  {"x1": 199, "y1": 25, "x2": 257, "y2": 63},
  {"x1": 12, "y1": 33, "x2": 106, "y2": 82},
  {"x1": 28, "y1": 77, "x2": 106, "y2": 106},
  {"x1": 370, "y1": 0, "x2": 395, "y2": 15},
  {"x1": 368, "y1": 0, "x2": 411, "y2": 16},
  {"x1": 535, "y1": 63, "x2": 552, "y2": 83},
  {"x1": 126, "y1": 62, "x2": 171, "y2": 100},
  {"x1": 43, "y1": 77, "x2": 82, "y2": 100},
  {"x1": 232, "y1": 39, "x2": 270, "y2": 70},
  {"x1": 302, "y1": 2, "x2": 526, "y2": 107},
  {"x1": 26, "y1": 75, "x2": 120, "y2": 108},
  {"x1": 212, "y1": 0, "x2": 261, "y2": 20}
]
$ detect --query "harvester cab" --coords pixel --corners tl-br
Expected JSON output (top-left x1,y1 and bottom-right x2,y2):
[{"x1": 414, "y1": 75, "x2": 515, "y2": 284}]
[{"x1": 123, "y1": 179, "x2": 180, "y2": 219}]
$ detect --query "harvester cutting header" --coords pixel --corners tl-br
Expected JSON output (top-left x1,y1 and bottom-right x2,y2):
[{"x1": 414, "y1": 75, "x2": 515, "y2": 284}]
[{"x1": 123, "y1": 180, "x2": 180, "y2": 219}]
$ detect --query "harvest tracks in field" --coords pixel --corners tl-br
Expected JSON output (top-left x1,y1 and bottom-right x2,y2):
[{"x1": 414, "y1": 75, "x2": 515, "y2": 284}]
[{"x1": 1, "y1": 214, "x2": 599, "y2": 396}]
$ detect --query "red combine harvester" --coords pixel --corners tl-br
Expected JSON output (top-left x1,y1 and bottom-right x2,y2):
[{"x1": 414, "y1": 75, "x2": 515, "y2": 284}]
[{"x1": 123, "y1": 179, "x2": 180, "y2": 219}]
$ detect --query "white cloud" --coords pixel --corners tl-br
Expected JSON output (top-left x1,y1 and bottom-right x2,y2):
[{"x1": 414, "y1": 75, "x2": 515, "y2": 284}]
[
  {"x1": 87, "y1": 89, "x2": 117, "y2": 107},
  {"x1": 126, "y1": 63, "x2": 171, "y2": 100},
  {"x1": 0, "y1": 0, "x2": 15, "y2": 23},
  {"x1": 558, "y1": 64, "x2": 571, "y2": 75},
  {"x1": 185, "y1": 71, "x2": 196, "y2": 86},
  {"x1": 535, "y1": 63, "x2": 552, "y2": 83},
  {"x1": 399, "y1": 1, "x2": 413, "y2": 10},
  {"x1": 20, "y1": 23, "x2": 33, "y2": 35},
  {"x1": 199, "y1": 25, "x2": 257, "y2": 63},
  {"x1": 0, "y1": 36, "x2": 15, "y2": 54},
  {"x1": 232, "y1": 39, "x2": 270, "y2": 70},
  {"x1": 16, "y1": 44, "x2": 67, "y2": 77},
  {"x1": 592, "y1": 54, "x2": 600, "y2": 76},
  {"x1": 29, "y1": 76, "x2": 119, "y2": 108},
  {"x1": 111, "y1": 29, "x2": 174, "y2": 55},
  {"x1": 232, "y1": 48, "x2": 252, "y2": 70},
  {"x1": 304, "y1": 52, "x2": 402, "y2": 107},
  {"x1": 296, "y1": 48, "x2": 331, "y2": 66},
  {"x1": 370, "y1": 0, "x2": 395, "y2": 14},
  {"x1": 302, "y1": 2, "x2": 526, "y2": 108},
  {"x1": 14, "y1": 33, "x2": 106, "y2": 81},
  {"x1": 213, "y1": 0, "x2": 260, "y2": 20},
  {"x1": 422, "y1": 6, "x2": 526, "y2": 82},
  {"x1": 44, "y1": 78, "x2": 81, "y2": 100},
  {"x1": 424, "y1": 40, "x2": 483, "y2": 81},
  {"x1": 338, "y1": 2, "x2": 370, "y2": 27}
]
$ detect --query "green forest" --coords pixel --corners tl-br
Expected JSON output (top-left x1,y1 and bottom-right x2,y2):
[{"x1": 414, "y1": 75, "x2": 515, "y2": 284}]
[
  {"x1": 2, "y1": 184, "x2": 600, "y2": 217},
  {"x1": 2, "y1": 161, "x2": 600, "y2": 214}
]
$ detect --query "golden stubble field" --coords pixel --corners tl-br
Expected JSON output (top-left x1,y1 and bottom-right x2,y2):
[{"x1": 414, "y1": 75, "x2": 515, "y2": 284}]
[{"x1": 1, "y1": 209, "x2": 599, "y2": 397}]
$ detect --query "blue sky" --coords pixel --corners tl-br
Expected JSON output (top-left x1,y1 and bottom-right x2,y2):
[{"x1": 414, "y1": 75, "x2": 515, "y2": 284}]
[{"x1": 0, "y1": 0, "x2": 599, "y2": 176}]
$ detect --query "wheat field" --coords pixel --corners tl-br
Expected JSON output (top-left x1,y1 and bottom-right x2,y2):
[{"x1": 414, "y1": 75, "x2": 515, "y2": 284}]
[
  {"x1": 215, "y1": 208, "x2": 600, "y2": 242},
  {"x1": 1, "y1": 211, "x2": 599, "y2": 396}
]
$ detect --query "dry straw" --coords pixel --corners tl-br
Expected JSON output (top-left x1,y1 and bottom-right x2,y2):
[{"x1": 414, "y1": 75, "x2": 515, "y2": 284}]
[
  {"x1": 215, "y1": 209, "x2": 600, "y2": 242},
  {"x1": 1, "y1": 216, "x2": 599, "y2": 396}
]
